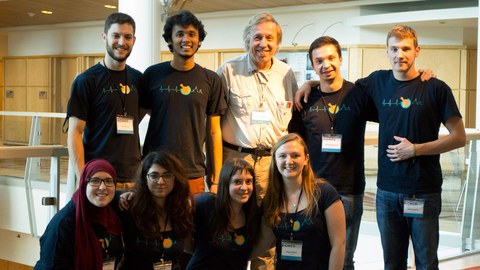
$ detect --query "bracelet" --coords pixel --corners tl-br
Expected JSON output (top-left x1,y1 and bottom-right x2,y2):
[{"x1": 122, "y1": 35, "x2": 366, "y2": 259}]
[{"x1": 412, "y1": 143, "x2": 416, "y2": 157}]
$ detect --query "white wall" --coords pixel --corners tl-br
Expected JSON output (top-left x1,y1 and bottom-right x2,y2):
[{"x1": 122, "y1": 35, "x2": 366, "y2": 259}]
[
  {"x1": 6, "y1": 22, "x2": 104, "y2": 56},
  {"x1": 2, "y1": 3, "x2": 475, "y2": 57}
]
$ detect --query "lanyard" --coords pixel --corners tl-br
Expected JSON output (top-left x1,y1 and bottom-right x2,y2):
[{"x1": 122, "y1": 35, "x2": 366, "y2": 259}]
[
  {"x1": 99, "y1": 234, "x2": 112, "y2": 258},
  {"x1": 285, "y1": 189, "x2": 303, "y2": 240},
  {"x1": 160, "y1": 214, "x2": 169, "y2": 260},
  {"x1": 319, "y1": 83, "x2": 344, "y2": 134},
  {"x1": 102, "y1": 60, "x2": 128, "y2": 116}
]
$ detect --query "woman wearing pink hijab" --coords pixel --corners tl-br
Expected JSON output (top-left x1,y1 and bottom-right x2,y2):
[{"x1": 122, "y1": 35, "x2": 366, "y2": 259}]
[{"x1": 35, "y1": 159, "x2": 123, "y2": 270}]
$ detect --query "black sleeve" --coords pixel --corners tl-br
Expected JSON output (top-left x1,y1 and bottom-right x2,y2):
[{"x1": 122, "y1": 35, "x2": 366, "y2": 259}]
[
  {"x1": 35, "y1": 203, "x2": 76, "y2": 270},
  {"x1": 288, "y1": 107, "x2": 306, "y2": 138}
]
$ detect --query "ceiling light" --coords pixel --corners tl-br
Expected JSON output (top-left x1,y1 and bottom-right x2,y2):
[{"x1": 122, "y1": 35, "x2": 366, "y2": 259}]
[
  {"x1": 41, "y1": 10, "x2": 53, "y2": 15},
  {"x1": 104, "y1": 4, "x2": 117, "y2": 9}
]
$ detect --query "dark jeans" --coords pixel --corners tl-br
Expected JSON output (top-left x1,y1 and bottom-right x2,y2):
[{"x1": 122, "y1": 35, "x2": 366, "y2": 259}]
[{"x1": 376, "y1": 188, "x2": 441, "y2": 270}]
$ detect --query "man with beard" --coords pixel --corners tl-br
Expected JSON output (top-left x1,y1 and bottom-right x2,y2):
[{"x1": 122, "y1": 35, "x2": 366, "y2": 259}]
[
  {"x1": 141, "y1": 10, "x2": 226, "y2": 195},
  {"x1": 67, "y1": 12, "x2": 142, "y2": 189}
]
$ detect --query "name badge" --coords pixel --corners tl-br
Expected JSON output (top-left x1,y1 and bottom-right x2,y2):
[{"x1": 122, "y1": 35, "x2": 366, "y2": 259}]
[
  {"x1": 403, "y1": 198, "x2": 425, "y2": 217},
  {"x1": 252, "y1": 109, "x2": 271, "y2": 124},
  {"x1": 321, "y1": 134, "x2": 342, "y2": 153},
  {"x1": 281, "y1": 239, "x2": 303, "y2": 261},
  {"x1": 153, "y1": 260, "x2": 172, "y2": 270},
  {"x1": 102, "y1": 257, "x2": 115, "y2": 270},
  {"x1": 116, "y1": 115, "x2": 134, "y2": 135}
]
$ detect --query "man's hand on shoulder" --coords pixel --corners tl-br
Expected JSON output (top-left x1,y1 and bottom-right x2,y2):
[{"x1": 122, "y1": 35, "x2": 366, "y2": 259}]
[{"x1": 294, "y1": 80, "x2": 319, "y2": 110}]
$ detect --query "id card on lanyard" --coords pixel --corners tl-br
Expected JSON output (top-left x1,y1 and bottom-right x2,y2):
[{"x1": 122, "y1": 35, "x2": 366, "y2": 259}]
[
  {"x1": 153, "y1": 260, "x2": 173, "y2": 270},
  {"x1": 321, "y1": 134, "x2": 342, "y2": 153},
  {"x1": 102, "y1": 258, "x2": 115, "y2": 270},
  {"x1": 252, "y1": 108, "x2": 271, "y2": 124},
  {"x1": 116, "y1": 115, "x2": 134, "y2": 134},
  {"x1": 281, "y1": 239, "x2": 303, "y2": 261},
  {"x1": 280, "y1": 189, "x2": 303, "y2": 262}
]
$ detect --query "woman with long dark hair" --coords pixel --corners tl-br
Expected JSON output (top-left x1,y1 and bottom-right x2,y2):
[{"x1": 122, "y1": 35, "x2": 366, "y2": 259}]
[
  {"x1": 186, "y1": 158, "x2": 260, "y2": 270},
  {"x1": 119, "y1": 151, "x2": 194, "y2": 270}
]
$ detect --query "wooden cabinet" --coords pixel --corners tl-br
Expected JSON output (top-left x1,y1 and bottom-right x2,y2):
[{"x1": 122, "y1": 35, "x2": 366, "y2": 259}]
[
  {"x1": 3, "y1": 57, "x2": 52, "y2": 144},
  {"x1": 4, "y1": 58, "x2": 26, "y2": 86},
  {"x1": 0, "y1": 59, "x2": 3, "y2": 141},
  {"x1": 2, "y1": 54, "x2": 102, "y2": 145},
  {"x1": 3, "y1": 86, "x2": 27, "y2": 143}
]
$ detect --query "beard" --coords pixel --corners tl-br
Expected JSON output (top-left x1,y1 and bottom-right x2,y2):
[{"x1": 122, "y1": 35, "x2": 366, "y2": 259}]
[{"x1": 106, "y1": 42, "x2": 131, "y2": 62}]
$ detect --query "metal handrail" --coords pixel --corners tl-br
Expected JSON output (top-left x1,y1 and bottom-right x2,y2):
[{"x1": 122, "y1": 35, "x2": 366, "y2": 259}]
[{"x1": 0, "y1": 145, "x2": 68, "y2": 237}]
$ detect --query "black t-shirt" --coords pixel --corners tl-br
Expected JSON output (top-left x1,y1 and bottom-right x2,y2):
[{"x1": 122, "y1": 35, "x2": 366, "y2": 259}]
[
  {"x1": 34, "y1": 200, "x2": 123, "y2": 270},
  {"x1": 356, "y1": 70, "x2": 462, "y2": 194},
  {"x1": 120, "y1": 217, "x2": 184, "y2": 270},
  {"x1": 67, "y1": 63, "x2": 142, "y2": 181},
  {"x1": 186, "y1": 193, "x2": 252, "y2": 270},
  {"x1": 274, "y1": 182, "x2": 341, "y2": 270},
  {"x1": 289, "y1": 80, "x2": 377, "y2": 195},
  {"x1": 141, "y1": 62, "x2": 227, "y2": 178}
]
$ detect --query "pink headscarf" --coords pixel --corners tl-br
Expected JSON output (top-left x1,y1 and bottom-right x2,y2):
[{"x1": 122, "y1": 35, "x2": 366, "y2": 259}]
[{"x1": 72, "y1": 159, "x2": 122, "y2": 270}]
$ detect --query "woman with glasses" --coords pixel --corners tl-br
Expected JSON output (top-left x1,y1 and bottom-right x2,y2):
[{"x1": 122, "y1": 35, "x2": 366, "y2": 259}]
[
  {"x1": 34, "y1": 159, "x2": 123, "y2": 270},
  {"x1": 118, "y1": 151, "x2": 194, "y2": 270},
  {"x1": 253, "y1": 133, "x2": 346, "y2": 270},
  {"x1": 185, "y1": 158, "x2": 260, "y2": 270}
]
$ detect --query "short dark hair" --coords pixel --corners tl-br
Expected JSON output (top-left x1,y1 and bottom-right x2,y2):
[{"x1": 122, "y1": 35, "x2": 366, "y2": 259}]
[
  {"x1": 104, "y1": 12, "x2": 136, "y2": 34},
  {"x1": 163, "y1": 10, "x2": 207, "y2": 52},
  {"x1": 308, "y1": 36, "x2": 342, "y2": 66}
]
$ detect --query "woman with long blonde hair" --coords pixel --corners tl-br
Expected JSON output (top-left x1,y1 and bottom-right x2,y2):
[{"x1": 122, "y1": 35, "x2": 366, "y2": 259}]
[{"x1": 254, "y1": 133, "x2": 346, "y2": 270}]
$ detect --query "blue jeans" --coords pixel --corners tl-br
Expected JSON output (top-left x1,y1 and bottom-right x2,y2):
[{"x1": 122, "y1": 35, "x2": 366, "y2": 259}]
[
  {"x1": 341, "y1": 194, "x2": 363, "y2": 270},
  {"x1": 376, "y1": 188, "x2": 441, "y2": 270}
]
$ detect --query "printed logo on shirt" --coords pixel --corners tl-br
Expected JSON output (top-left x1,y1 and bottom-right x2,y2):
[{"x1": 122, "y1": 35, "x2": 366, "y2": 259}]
[
  {"x1": 382, "y1": 97, "x2": 423, "y2": 109},
  {"x1": 157, "y1": 84, "x2": 204, "y2": 96},
  {"x1": 308, "y1": 103, "x2": 351, "y2": 114},
  {"x1": 276, "y1": 215, "x2": 314, "y2": 232},
  {"x1": 217, "y1": 231, "x2": 247, "y2": 249},
  {"x1": 119, "y1": 83, "x2": 131, "y2": 94},
  {"x1": 102, "y1": 84, "x2": 137, "y2": 95}
]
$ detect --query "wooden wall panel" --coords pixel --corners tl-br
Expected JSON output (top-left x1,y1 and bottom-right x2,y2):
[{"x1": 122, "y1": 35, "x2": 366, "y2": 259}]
[
  {"x1": 347, "y1": 47, "x2": 363, "y2": 82},
  {"x1": 195, "y1": 52, "x2": 217, "y2": 71},
  {"x1": 416, "y1": 49, "x2": 460, "y2": 90},
  {"x1": 361, "y1": 48, "x2": 390, "y2": 78},
  {"x1": 161, "y1": 52, "x2": 173, "y2": 62},
  {"x1": 0, "y1": 59, "x2": 3, "y2": 141},
  {"x1": 27, "y1": 58, "x2": 50, "y2": 86},
  {"x1": 220, "y1": 52, "x2": 244, "y2": 65},
  {"x1": 4, "y1": 58, "x2": 26, "y2": 86},
  {"x1": 26, "y1": 86, "x2": 52, "y2": 144},
  {"x1": 3, "y1": 86, "x2": 26, "y2": 143}
]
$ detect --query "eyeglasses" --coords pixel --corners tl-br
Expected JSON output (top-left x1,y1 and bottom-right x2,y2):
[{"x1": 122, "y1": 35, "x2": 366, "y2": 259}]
[
  {"x1": 146, "y1": 172, "x2": 174, "y2": 183},
  {"x1": 87, "y1": 177, "x2": 116, "y2": 187}
]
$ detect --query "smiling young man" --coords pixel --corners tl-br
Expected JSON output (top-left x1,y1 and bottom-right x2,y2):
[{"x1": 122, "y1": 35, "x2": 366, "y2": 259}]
[
  {"x1": 217, "y1": 12, "x2": 298, "y2": 270},
  {"x1": 288, "y1": 36, "x2": 377, "y2": 270},
  {"x1": 356, "y1": 25, "x2": 466, "y2": 270},
  {"x1": 67, "y1": 12, "x2": 142, "y2": 188},
  {"x1": 141, "y1": 10, "x2": 226, "y2": 196}
]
